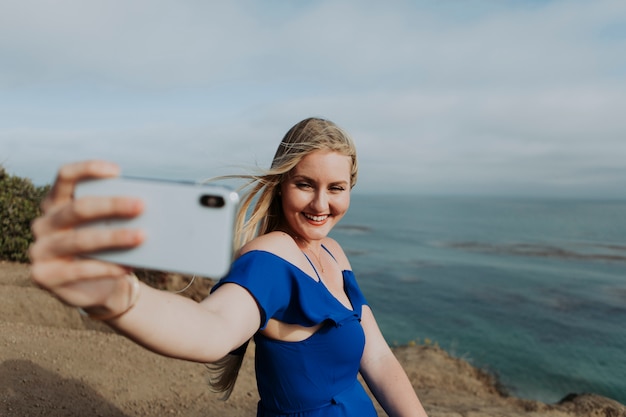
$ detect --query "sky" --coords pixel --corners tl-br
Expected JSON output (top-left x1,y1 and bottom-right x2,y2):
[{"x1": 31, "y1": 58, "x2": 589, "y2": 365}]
[{"x1": 1, "y1": 0, "x2": 625, "y2": 198}]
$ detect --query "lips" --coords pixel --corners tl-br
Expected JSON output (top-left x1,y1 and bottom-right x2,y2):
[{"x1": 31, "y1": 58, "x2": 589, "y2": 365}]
[{"x1": 303, "y1": 213, "x2": 328, "y2": 222}]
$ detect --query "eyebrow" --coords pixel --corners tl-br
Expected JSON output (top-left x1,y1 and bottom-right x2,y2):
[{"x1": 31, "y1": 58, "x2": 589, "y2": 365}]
[{"x1": 291, "y1": 174, "x2": 349, "y2": 186}]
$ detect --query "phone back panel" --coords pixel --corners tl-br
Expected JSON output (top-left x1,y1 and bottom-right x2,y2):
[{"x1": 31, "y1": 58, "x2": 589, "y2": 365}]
[{"x1": 75, "y1": 177, "x2": 239, "y2": 278}]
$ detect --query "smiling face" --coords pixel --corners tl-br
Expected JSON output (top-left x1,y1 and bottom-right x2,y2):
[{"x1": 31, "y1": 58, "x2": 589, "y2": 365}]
[{"x1": 279, "y1": 150, "x2": 352, "y2": 243}]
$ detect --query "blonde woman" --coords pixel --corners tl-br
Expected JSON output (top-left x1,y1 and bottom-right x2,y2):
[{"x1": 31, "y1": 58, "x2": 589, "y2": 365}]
[{"x1": 30, "y1": 118, "x2": 428, "y2": 416}]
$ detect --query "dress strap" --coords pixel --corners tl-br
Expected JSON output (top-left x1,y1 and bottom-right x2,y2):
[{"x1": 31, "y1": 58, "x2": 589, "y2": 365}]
[
  {"x1": 301, "y1": 252, "x2": 322, "y2": 282},
  {"x1": 302, "y1": 244, "x2": 338, "y2": 282},
  {"x1": 321, "y1": 244, "x2": 338, "y2": 263}
]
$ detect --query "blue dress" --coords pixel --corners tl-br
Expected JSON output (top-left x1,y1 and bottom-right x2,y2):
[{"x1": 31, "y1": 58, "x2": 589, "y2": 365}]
[{"x1": 211, "y1": 249, "x2": 378, "y2": 417}]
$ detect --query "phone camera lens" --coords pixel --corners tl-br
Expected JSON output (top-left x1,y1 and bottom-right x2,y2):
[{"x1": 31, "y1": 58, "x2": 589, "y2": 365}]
[{"x1": 200, "y1": 195, "x2": 225, "y2": 208}]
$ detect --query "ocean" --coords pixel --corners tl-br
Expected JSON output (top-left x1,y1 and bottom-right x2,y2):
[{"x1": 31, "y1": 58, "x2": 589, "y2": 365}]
[{"x1": 330, "y1": 194, "x2": 626, "y2": 405}]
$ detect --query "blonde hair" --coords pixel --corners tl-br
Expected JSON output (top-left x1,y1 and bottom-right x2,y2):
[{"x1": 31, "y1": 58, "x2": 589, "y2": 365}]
[{"x1": 207, "y1": 117, "x2": 358, "y2": 398}]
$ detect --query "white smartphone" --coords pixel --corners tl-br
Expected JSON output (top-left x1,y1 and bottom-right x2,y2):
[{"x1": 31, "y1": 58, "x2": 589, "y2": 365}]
[{"x1": 74, "y1": 177, "x2": 240, "y2": 278}]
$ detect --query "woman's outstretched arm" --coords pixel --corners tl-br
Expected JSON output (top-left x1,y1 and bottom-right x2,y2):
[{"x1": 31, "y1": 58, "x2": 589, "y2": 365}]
[{"x1": 30, "y1": 160, "x2": 259, "y2": 362}]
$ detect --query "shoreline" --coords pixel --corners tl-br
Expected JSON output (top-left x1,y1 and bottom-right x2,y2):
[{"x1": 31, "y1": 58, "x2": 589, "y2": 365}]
[{"x1": 2, "y1": 261, "x2": 625, "y2": 417}]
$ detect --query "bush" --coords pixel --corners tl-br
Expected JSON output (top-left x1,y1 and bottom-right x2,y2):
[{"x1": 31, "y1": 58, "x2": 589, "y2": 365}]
[{"x1": 0, "y1": 166, "x2": 50, "y2": 263}]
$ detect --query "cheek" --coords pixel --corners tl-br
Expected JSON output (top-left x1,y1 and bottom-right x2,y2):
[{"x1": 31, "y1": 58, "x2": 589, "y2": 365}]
[
  {"x1": 334, "y1": 195, "x2": 351, "y2": 215},
  {"x1": 281, "y1": 190, "x2": 306, "y2": 213}
]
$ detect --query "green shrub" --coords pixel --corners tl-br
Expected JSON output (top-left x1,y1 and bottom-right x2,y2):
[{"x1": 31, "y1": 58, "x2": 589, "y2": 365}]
[{"x1": 0, "y1": 166, "x2": 50, "y2": 263}]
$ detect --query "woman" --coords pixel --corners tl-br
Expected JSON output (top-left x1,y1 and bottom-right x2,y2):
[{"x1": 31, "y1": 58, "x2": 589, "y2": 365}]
[{"x1": 29, "y1": 117, "x2": 429, "y2": 416}]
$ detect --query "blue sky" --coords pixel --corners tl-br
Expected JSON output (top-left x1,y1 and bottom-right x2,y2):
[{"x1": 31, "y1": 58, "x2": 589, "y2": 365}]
[{"x1": 1, "y1": 0, "x2": 625, "y2": 197}]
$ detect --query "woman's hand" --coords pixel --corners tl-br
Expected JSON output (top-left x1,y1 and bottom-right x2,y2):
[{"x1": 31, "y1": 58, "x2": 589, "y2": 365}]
[{"x1": 29, "y1": 160, "x2": 145, "y2": 316}]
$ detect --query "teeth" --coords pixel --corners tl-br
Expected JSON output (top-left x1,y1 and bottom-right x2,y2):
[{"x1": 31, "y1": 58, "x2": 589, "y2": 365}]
[{"x1": 304, "y1": 213, "x2": 328, "y2": 222}]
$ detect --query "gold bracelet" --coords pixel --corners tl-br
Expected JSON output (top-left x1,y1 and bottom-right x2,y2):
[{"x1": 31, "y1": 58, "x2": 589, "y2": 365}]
[{"x1": 78, "y1": 274, "x2": 141, "y2": 321}]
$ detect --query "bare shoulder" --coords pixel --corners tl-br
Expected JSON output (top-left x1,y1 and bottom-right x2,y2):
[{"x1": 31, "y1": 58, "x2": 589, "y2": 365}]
[
  {"x1": 322, "y1": 237, "x2": 352, "y2": 271},
  {"x1": 238, "y1": 231, "x2": 302, "y2": 263}
]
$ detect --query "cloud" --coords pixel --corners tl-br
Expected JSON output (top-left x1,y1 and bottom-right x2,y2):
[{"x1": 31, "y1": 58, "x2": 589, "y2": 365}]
[
  {"x1": 0, "y1": 1, "x2": 258, "y2": 88},
  {"x1": 1, "y1": 0, "x2": 625, "y2": 197}
]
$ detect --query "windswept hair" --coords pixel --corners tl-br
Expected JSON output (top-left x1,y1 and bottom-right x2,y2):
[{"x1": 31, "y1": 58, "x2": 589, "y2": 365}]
[{"x1": 206, "y1": 117, "x2": 358, "y2": 399}]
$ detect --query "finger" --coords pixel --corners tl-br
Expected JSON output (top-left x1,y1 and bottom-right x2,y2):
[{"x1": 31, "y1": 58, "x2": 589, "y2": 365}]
[
  {"x1": 32, "y1": 196, "x2": 143, "y2": 237},
  {"x1": 42, "y1": 160, "x2": 120, "y2": 213},
  {"x1": 30, "y1": 259, "x2": 129, "y2": 289},
  {"x1": 29, "y1": 227, "x2": 144, "y2": 262}
]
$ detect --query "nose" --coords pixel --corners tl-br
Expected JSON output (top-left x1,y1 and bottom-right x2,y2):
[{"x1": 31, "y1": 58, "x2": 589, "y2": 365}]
[{"x1": 310, "y1": 189, "x2": 329, "y2": 212}]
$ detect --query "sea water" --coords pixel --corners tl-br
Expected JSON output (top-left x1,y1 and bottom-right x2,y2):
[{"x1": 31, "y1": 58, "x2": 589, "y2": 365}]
[{"x1": 330, "y1": 194, "x2": 626, "y2": 405}]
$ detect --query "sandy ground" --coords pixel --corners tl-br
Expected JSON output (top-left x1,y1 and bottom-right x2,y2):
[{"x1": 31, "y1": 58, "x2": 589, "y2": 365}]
[{"x1": 1, "y1": 261, "x2": 624, "y2": 417}]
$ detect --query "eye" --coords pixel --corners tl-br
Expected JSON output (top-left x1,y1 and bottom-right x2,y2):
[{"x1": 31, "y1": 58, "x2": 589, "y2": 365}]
[
  {"x1": 296, "y1": 182, "x2": 313, "y2": 189},
  {"x1": 330, "y1": 185, "x2": 346, "y2": 192}
]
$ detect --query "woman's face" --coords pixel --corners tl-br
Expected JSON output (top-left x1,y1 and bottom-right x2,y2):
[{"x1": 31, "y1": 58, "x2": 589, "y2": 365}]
[{"x1": 280, "y1": 150, "x2": 352, "y2": 243}]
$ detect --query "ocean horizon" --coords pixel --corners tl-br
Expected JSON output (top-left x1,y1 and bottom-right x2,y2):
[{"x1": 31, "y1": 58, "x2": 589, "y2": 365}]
[{"x1": 331, "y1": 193, "x2": 626, "y2": 405}]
